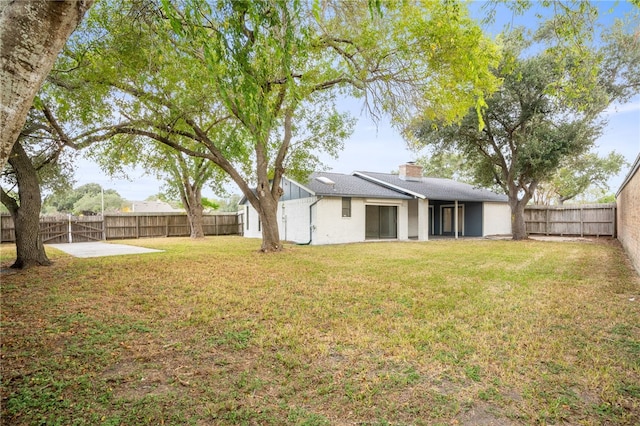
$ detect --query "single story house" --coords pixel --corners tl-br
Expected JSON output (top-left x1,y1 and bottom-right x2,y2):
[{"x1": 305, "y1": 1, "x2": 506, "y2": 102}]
[{"x1": 242, "y1": 163, "x2": 511, "y2": 245}]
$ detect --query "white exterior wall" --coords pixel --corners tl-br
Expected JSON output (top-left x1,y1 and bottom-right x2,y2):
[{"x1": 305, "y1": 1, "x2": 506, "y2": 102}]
[
  {"x1": 243, "y1": 197, "x2": 359, "y2": 244},
  {"x1": 243, "y1": 203, "x2": 262, "y2": 239},
  {"x1": 313, "y1": 198, "x2": 362, "y2": 245},
  {"x1": 245, "y1": 197, "x2": 411, "y2": 245},
  {"x1": 396, "y1": 199, "x2": 410, "y2": 241},
  {"x1": 313, "y1": 197, "x2": 409, "y2": 245},
  {"x1": 417, "y1": 199, "x2": 429, "y2": 241},
  {"x1": 279, "y1": 197, "x2": 316, "y2": 243},
  {"x1": 243, "y1": 198, "x2": 317, "y2": 243},
  {"x1": 408, "y1": 199, "x2": 418, "y2": 238},
  {"x1": 482, "y1": 202, "x2": 512, "y2": 236}
]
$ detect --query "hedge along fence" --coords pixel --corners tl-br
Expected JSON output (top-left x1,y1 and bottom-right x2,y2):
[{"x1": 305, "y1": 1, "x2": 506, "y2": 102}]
[
  {"x1": 0, "y1": 213, "x2": 244, "y2": 243},
  {"x1": 524, "y1": 204, "x2": 616, "y2": 237}
]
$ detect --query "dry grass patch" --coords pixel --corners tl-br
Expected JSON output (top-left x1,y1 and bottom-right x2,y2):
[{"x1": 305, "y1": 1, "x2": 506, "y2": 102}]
[{"x1": 1, "y1": 237, "x2": 639, "y2": 425}]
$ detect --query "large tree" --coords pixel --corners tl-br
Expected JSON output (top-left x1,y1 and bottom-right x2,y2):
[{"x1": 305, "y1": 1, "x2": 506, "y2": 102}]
[
  {"x1": 413, "y1": 50, "x2": 603, "y2": 239},
  {"x1": 90, "y1": 138, "x2": 228, "y2": 238},
  {"x1": 0, "y1": 105, "x2": 78, "y2": 268},
  {"x1": 44, "y1": 183, "x2": 126, "y2": 215},
  {"x1": 59, "y1": 0, "x2": 498, "y2": 251},
  {"x1": 410, "y1": 15, "x2": 640, "y2": 240},
  {"x1": 413, "y1": 150, "x2": 475, "y2": 183},
  {"x1": 1, "y1": 139, "x2": 51, "y2": 268},
  {"x1": 1, "y1": 92, "x2": 124, "y2": 268},
  {"x1": 533, "y1": 152, "x2": 627, "y2": 205},
  {"x1": 0, "y1": 0, "x2": 94, "y2": 168}
]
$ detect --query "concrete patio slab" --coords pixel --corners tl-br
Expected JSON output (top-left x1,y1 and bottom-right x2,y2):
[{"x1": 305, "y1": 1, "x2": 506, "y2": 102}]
[{"x1": 47, "y1": 242, "x2": 163, "y2": 258}]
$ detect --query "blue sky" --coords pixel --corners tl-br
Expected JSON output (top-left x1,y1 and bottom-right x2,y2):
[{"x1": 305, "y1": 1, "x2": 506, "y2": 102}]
[{"x1": 74, "y1": 1, "x2": 640, "y2": 201}]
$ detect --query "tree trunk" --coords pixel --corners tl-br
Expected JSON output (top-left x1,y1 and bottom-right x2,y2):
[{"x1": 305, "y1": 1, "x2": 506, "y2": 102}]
[
  {"x1": 180, "y1": 182, "x2": 205, "y2": 238},
  {"x1": 2, "y1": 141, "x2": 51, "y2": 268},
  {"x1": 0, "y1": 0, "x2": 94, "y2": 168},
  {"x1": 258, "y1": 204, "x2": 281, "y2": 252},
  {"x1": 254, "y1": 190, "x2": 282, "y2": 252},
  {"x1": 186, "y1": 202, "x2": 205, "y2": 239},
  {"x1": 509, "y1": 197, "x2": 528, "y2": 241},
  {"x1": 11, "y1": 201, "x2": 50, "y2": 269}
]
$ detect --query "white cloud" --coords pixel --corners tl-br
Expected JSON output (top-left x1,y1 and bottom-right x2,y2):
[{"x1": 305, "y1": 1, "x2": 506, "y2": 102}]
[{"x1": 603, "y1": 99, "x2": 640, "y2": 116}]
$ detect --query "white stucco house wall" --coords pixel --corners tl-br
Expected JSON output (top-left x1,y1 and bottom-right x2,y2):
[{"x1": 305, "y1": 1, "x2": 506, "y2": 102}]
[{"x1": 242, "y1": 163, "x2": 511, "y2": 245}]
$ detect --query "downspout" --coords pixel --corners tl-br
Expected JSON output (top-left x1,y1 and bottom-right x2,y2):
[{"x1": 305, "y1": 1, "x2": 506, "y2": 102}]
[{"x1": 296, "y1": 196, "x2": 323, "y2": 245}]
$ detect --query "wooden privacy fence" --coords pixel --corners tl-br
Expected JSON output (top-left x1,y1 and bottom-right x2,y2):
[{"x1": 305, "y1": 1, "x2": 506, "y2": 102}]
[
  {"x1": 524, "y1": 204, "x2": 616, "y2": 237},
  {"x1": 0, "y1": 213, "x2": 244, "y2": 243}
]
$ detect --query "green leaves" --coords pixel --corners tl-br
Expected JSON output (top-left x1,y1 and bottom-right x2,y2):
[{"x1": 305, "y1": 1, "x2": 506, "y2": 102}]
[
  {"x1": 410, "y1": 30, "x2": 611, "y2": 207},
  {"x1": 537, "y1": 151, "x2": 627, "y2": 204}
]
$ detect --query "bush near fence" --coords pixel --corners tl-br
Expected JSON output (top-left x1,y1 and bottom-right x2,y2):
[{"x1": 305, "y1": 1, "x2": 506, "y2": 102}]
[
  {"x1": 524, "y1": 204, "x2": 616, "y2": 237},
  {"x1": 0, "y1": 213, "x2": 244, "y2": 243}
]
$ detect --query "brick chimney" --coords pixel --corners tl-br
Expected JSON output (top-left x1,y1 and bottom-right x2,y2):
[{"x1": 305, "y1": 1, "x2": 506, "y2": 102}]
[{"x1": 399, "y1": 162, "x2": 423, "y2": 181}]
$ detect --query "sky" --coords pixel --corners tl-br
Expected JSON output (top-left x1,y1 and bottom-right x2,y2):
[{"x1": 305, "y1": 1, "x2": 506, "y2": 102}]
[{"x1": 72, "y1": 1, "x2": 640, "y2": 201}]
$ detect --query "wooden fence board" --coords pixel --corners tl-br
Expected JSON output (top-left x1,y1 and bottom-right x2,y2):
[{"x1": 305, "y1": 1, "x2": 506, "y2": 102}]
[
  {"x1": 71, "y1": 216, "x2": 104, "y2": 242},
  {"x1": 0, "y1": 213, "x2": 243, "y2": 243},
  {"x1": 40, "y1": 217, "x2": 69, "y2": 243},
  {"x1": 524, "y1": 204, "x2": 616, "y2": 237}
]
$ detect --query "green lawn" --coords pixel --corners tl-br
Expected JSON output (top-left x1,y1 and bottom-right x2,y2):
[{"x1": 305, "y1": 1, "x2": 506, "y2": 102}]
[{"x1": 1, "y1": 237, "x2": 639, "y2": 425}]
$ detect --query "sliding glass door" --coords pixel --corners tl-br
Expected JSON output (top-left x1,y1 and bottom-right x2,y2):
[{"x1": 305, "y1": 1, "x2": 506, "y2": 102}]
[{"x1": 365, "y1": 205, "x2": 398, "y2": 239}]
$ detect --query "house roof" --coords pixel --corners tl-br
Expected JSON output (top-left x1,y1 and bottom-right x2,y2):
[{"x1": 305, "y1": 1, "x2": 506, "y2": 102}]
[
  {"x1": 240, "y1": 170, "x2": 508, "y2": 204},
  {"x1": 354, "y1": 171, "x2": 509, "y2": 203},
  {"x1": 129, "y1": 200, "x2": 184, "y2": 213},
  {"x1": 305, "y1": 172, "x2": 413, "y2": 199}
]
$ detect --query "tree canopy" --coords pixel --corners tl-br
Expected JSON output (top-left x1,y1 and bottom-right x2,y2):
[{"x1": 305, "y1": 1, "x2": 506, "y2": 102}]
[
  {"x1": 534, "y1": 151, "x2": 627, "y2": 205},
  {"x1": 409, "y1": 18, "x2": 639, "y2": 239},
  {"x1": 55, "y1": 0, "x2": 500, "y2": 251},
  {"x1": 44, "y1": 183, "x2": 126, "y2": 215}
]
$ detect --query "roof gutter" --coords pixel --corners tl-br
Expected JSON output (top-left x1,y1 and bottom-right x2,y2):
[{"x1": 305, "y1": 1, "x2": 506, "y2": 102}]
[{"x1": 295, "y1": 196, "x2": 323, "y2": 245}]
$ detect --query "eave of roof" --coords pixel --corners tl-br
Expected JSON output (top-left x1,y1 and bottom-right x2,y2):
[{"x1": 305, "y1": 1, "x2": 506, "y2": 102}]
[
  {"x1": 352, "y1": 171, "x2": 426, "y2": 199},
  {"x1": 616, "y1": 152, "x2": 640, "y2": 197},
  {"x1": 354, "y1": 171, "x2": 508, "y2": 203},
  {"x1": 302, "y1": 172, "x2": 412, "y2": 199}
]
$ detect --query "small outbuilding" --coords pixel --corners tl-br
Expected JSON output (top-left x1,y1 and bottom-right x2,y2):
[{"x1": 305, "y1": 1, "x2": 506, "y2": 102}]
[{"x1": 242, "y1": 163, "x2": 511, "y2": 245}]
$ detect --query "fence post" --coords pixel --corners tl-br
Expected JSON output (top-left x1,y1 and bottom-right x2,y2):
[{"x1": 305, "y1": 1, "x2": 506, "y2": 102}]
[
  {"x1": 544, "y1": 208, "x2": 548, "y2": 236},
  {"x1": 68, "y1": 214, "x2": 73, "y2": 243},
  {"x1": 136, "y1": 215, "x2": 140, "y2": 239},
  {"x1": 580, "y1": 206, "x2": 584, "y2": 238}
]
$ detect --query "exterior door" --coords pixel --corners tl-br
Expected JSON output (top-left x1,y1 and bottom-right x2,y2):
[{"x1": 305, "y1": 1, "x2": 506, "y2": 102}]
[
  {"x1": 366, "y1": 205, "x2": 397, "y2": 239},
  {"x1": 442, "y1": 206, "x2": 463, "y2": 235}
]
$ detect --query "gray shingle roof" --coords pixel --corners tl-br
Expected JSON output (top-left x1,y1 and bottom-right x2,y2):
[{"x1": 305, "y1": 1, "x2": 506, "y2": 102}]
[
  {"x1": 354, "y1": 171, "x2": 508, "y2": 202},
  {"x1": 130, "y1": 200, "x2": 184, "y2": 213},
  {"x1": 305, "y1": 172, "x2": 412, "y2": 199}
]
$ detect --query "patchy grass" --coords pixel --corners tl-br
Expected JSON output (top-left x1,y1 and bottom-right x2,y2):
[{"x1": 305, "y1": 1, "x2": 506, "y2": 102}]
[{"x1": 1, "y1": 237, "x2": 639, "y2": 425}]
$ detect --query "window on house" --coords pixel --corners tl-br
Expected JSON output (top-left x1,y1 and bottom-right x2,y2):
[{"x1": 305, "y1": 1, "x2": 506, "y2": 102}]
[
  {"x1": 246, "y1": 206, "x2": 249, "y2": 230},
  {"x1": 342, "y1": 197, "x2": 351, "y2": 217}
]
